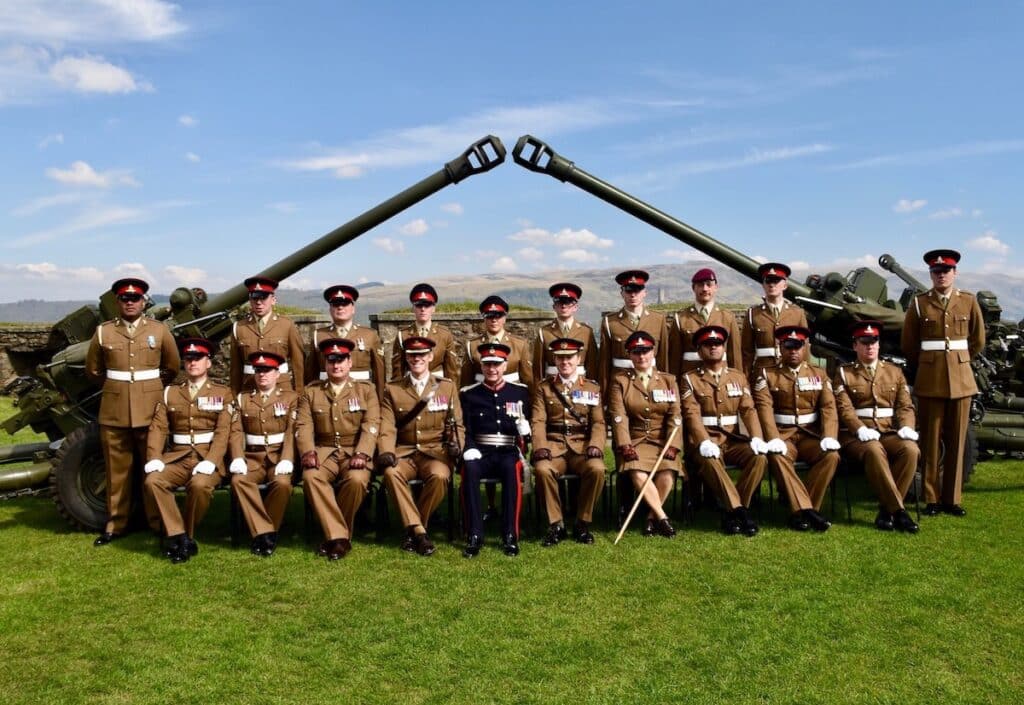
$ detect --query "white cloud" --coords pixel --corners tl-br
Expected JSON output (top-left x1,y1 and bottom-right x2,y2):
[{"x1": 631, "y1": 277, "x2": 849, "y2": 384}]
[
  {"x1": 660, "y1": 247, "x2": 705, "y2": 263},
  {"x1": 372, "y1": 237, "x2": 404, "y2": 254},
  {"x1": 492, "y1": 256, "x2": 517, "y2": 272},
  {"x1": 928, "y1": 207, "x2": 963, "y2": 220},
  {"x1": 517, "y1": 247, "x2": 544, "y2": 261},
  {"x1": 45, "y1": 160, "x2": 138, "y2": 188},
  {"x1": 178, "y1": 114, "x2": 198, "y2": 127},
  {"x1": 560, "y1": 249, "x2": 602, "y2": 264},
  {"x1": 399, "y1": 218, "x2": 429, "y2": 236},
  {"x1": 892, "y1": 198, "x2": 926, "y2": 214},
  {"x1": 672, "y1": 144, "x2": 833, "y2": 176},
  {"x1": 11, "y1": 192, "x2": 87, "y2": 216},
  {"x1": 967, "y1": 231, "x2": 1010, "y2": 255},
  {"x1": 162, "y1": 265, "x2": 206, "y2": 287},
  {"x1": 508, "y1": 226, "x2": 613, "y2": 250},
  {"x1": 823, "y1": 254, "x2": 877, "y2": 269},
  {"x1": 0, "y1": 1, "x2": 186, "y2": 42},
  {"x1": 8, "y1": 205, "x2": 146, "y2": 247},
  {"x1": 49, "y1": 54, "x2": 149, "y2": 93},
  {"x1": 185, "y1": 152, "x2": 200, "y2": 163},
  {"x1": 441, "y1": 202, "x2": 464, "y2": 216},
  {"x1": 832, "y1": 140, "x2": 1024, "y2": 170},
  {"x1": 5, "y1": 262, "x2": 105, "y2": 283},
  {"x1": 38, "y1": 132, "x2": 63, "y2": 148},
  {"x1": 111, "y1": 261, "x2": 156, "y2": 283},
  {"x1": 789, "y1": 260, "x2": 811, "y2": 271}
]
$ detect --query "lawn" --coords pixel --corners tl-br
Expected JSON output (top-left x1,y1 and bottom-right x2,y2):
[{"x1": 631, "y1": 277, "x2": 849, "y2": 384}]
[{"x1": 0, "y1": 453, "x2": 1021, "y2": 705}]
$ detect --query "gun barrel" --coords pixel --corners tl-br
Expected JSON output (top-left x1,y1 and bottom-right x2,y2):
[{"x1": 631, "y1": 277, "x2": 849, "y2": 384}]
[{"x1": 878, "y1": 254, "x2": 927, "y2": 292}]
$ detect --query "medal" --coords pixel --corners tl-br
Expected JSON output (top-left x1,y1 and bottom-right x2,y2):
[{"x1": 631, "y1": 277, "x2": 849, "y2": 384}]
[
  {"x1": 348, "y1": 397, "x2": 361, "y2": 412},
  {"x1": 147, "y1": 335, "x2": 156, "y2": 349}
]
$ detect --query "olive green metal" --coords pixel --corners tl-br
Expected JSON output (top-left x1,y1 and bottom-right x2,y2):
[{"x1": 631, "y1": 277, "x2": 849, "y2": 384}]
[
  {"x1": 0, "y1": 462, "x2": 51, "y2": 492},
  {"x1": 878, "y1": 254, "x2": 928, "y2": 293}
]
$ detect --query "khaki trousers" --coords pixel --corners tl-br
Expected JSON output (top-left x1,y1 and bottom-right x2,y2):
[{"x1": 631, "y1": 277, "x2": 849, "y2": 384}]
[
  {"x1": 303, "y1": 455, "x2": 371, "y2": 541},
  {"x1": 918, "y1": 396, "x2": 970, "y2": 504},
  {"x1": 534, "y1": 452, "x2": 605, "y2": 524},
  {"x1": 231, "y1": 461, "x2": 293, "y2": 538},
  {"x1": 383, "y1": 452, "x2": 451, "y2": 534},
  {"x1": 768, "y1": 432, "x2": 839, "y2": 512},
  {"x1": 843, "y1": 435, "x2": 919, "y2": 513},
  {"x1": 99, "y1": 425, "x2": 148, "y2": 534},
  {"x1": 690, "y1": 440, "x2": 767, "y2": 511},
  {"x1": 143, "y1": 455, "x2": 221, "y2": 537}
]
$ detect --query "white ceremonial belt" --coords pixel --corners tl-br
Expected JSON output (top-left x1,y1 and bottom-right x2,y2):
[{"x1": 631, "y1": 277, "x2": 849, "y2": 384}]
[
  {"x1": 545, "y1": 365, "x2": 586, "y2": 375},
  {"x1": 245, "y1": 433, "x2": 285, "y2": 446},
  {"x1": 774, "y1": 412, "x2": 818, "y2": 425},
  {"x1": 431, "y1": 369, "x2": 444, "y2": 378},
  {"x1": 474, "y1": 433, "x2": 516, "y2": 446},
  {"x1": 106, "y1": 368, "x2": 160, "y2": 382},
  {"x1": 172, "y1": 432, "x2": 214, "y2": 445},
  {"x1": 683, "y1": 352, "x2": 701, "y2": 362},
  {"x1": 350, "y1": 370, "x2": 370, "y2": 380},
  {"x1": 701, "y1": 415, "x2": 738, "y2": 426},
  {"x1": 855, "y1": 407, "x2": 894, "y2": 419},
  {"x1": 244, "y1": 362, "x2": 289, "y2": 374},
  {"x1": 473, "y1": 372, "x2": 520, "y2": 383},
  {"x1": 755, "y1": 347, "x2": 777, "y2": 358},
  {"x1": 920, "y1": 339, "x2": 968, "y2": 351},
  {"x1": 612, "y1": 358, "x2": 634, "y2": 369}
]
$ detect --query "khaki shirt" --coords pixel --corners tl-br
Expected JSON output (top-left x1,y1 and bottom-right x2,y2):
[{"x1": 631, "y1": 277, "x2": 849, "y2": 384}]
[
  {"x1": 753, "y1": 362, "x2": 838, "y2": 441},
  {"x1": 832, "y1": 361, "x2": 915, "y2": 438},
  {"x1": 599, "y1": 308, "x2": 670, "y2": 393},
  {"x1": 379, "y1": 376, "x2": 464, "y2": 463},
  {"x1": 146, "y1": 380, "x2": 233, "y2": 472},
  {"x1": 460, "y1": 331, "x2": 534, "y2": 389},
  {"x1": 307, "y1": 323, "x2": 385, "y2": 400},
  {"x1": 741, "y1": 301, "x2": 808, "y2": 377},
  {"x1": 668, "y1": 305, "x2": 743, "y2": 376},
  {"x1": 680, "y1": 366, "x2": 762, "y2": 449},
  {"x1": 530, "y1": 375, "x2": 606, "y2": 457},
  {"x1": 390, "y1": 322, "x2": 460, "y2": 381},
  {"x1": 85, "y1": 317, "x2": 180, "y2": 428},
  {"x1": 607, "y1": 369, "x2": 683, "y2": 471},
  {"x1": 900, "y1": 289, "x2": 985, "y2": 399},
  {"x1": 532, "y1": 320, "x2": 599, "y2": 388},
  {"x1": 228, "y1": 386, "x2": 298, "y2": 466},
  {"x1": 295, "y1": 380, "x2": 381, "y2": 463},
  {"x1": 230, "y1": 313, "x2": 305, "y2": 395}
]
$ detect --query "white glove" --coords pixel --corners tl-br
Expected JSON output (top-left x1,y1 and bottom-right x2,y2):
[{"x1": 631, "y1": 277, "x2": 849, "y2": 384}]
[
  {"x1": 144, "y1": 459, "x2": 164, "y2": 474},
  {"x1": 897, "y1": 426, "x2": 919, "y2": 441},
  {"x1": 766, "y1": 438, "x2": 788, "y2": 454},
  {"x1": 516, "y1": 418, "x2": 531, "y2": 436},
  {"x1": 463, "y1": 448, "x2": 483, "y2": 461},
  {"x1": 229, "y1": 458, "x2": 247, "y2": 475},
  {"x1": 274, "y1": 460, "x2": 294, "y2": 476},
  {"x1": 699, "y1": 439, "x2": 721, "y2": 459},
  {"x1": 857, "y1": 426, "x2": 881, "y2": 442},
  {"x1": 750, "y1": 437, "x2": 770, "y2": 455},
  {"x1": 820, "y1": 437, "x2": 841, "y2": 452},
  {"x1": 192, "y1": 460, "x2": 216, "y2": 476}
]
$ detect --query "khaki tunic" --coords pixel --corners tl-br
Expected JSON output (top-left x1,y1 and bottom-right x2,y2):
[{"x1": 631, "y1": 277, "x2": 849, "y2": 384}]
[
  {"x1": 390, "y1": 322, "x2": 460, "y2": 381},
  {"x1": 900, "y1": 289, "x2": 985, "y2": 399},
  {"x1": 607, "y1": 369, "x2": 683, "y2": 473},
  {"x1": 532, "y1": 320, "x2": 599, "y2": 387},
  {"x1": 307, "y1": 323, "x2": 385, "y2": 400},
  {"x1": 741, "y1": 300, "x2": 808, "y2": 377},
  {"x1": 598, "y1": 308, "x2": 669, "y2": 393},
  {"x1": 668, "y1": 305, "x2": 743, "y2": 377},
  {"x1": 229, "y1": 313, "x2": 305, "y2": 395},
  {"x1": 460, "y1": 331, "x2": 534, "y2": 389}
]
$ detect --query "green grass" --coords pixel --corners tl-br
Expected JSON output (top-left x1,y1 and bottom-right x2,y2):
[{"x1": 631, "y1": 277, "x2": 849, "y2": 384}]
[{"x1": 1, "y1": 460, "x2": 1022, "y2": 704}]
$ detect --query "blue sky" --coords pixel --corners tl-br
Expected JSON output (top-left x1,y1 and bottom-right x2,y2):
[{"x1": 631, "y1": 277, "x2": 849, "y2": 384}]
[{"x1": 1, "y1": 1, "x2": 1021, "y2": 302}]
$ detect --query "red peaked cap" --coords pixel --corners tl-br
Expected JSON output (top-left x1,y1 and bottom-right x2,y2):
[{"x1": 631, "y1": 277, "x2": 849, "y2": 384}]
[
  {"x1": 323, "y1": 285, "x2": 359, "y2": 303},
  {"x1": 757, "y1": 262, "x2": 791, "y2": 280},
  {"x1": 179, "y1": 337, "x2": 215, "y2": 357},
  {"x1": 409, "y1": 283, "x2": 438, "y2": 304},
  {"x1": 478, "y1": 342, "x2": 511, "y2": 363},
  {"x1": 479, "y1": 295, "x2": 509, "y2": 317},
  {"x1": 111, "y1": 277, "x2": 149, "y2": 296},
  {"x1": 775, "y1": 325, "x2": 811, "y2": 348},
  {"x1": 616, "y1": 270, "x2": 649, "y2": 289},
  {"x1": 693, "y1": 325, "x2": 729, "y2": 346},
  {"x1": 318, "y1": 338, "x2": 354, "y2": 357},
  {"x1": 549, "y1": 337, "x2": 584, "y2": 355},
  {"x1": 625, "y1": 331, "x2": 657, "y2": 352},
  {"x1": 244, "y1": 276, "x2": 279, "y2": 293},
  {"x1": 548, "y1": 282, "x2": 582, "y2": 301},
  {"x1": 850, "y1": 320, "x2": 884, "y2": 340},
  {"x1": 402, "y1": 336, "x2": 436, "y2": 354},
  {"x1": 924, "y1": 249, "x2": 961, "y2": 271},
  {"x1": 248, "y1": 350, "x2": 286, "y2": 368}
]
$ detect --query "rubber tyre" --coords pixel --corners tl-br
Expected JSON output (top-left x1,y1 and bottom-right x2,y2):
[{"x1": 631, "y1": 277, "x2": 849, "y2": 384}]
[{"x1": 49, "y1": 422, "x2": 107, "y2": 531}]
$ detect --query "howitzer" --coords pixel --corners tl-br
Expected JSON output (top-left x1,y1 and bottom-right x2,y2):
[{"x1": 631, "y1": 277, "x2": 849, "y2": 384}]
[
  {"x1": 512, "y1": 134, "x2": 1024, "y2": 469},
  {"x1": 0, "y1": 136, "x2": 506, "y2": 527}
]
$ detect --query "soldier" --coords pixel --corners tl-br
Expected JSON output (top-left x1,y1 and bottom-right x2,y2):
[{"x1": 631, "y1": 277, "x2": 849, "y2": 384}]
[
  {"x1": 390, "y1": 283, "x2": 460, "y2": 381},
  {"x1": 741, "y1": 262, "x2": 809, "y2": 378},
  {"x1": 229, "y1": 276, "x2": 305, "y2": 396},
  {"x1": 680, "y1": 325, "x2": 768, "y2": 536},
  {"x1": 297, "y1": 338, "x2": 381, "y2": 560},
  {"x1": 752, "y1": 326, "x2": 839, "y2": 531},
  {"x1": 834, "y1": 321, "x2": 920, "y2": 533},
  {"x1": 460, "y1": 343, "x2": 531, "y2": 557},
  {"x1": 378, "y1": 337, "x2": 464, "y2": 556},
  {"x1": 142, "y1": 338, "x2": 232, "y2": 563},
  {"x1": 532, "y1": 283, "x2": 598, "y2": 391},
  {"x1": 227, "y1": 351, "x2": 298, "y2": 557},
  {"x1": 668, "y1": 268, "x2": 742, "y2": 378},
  {"x1": 86, "y1": 277, "x2": 180, "y2": 547},
  {"x1": 901, "y1": 249, "x2": 985, "y2": 517},
  {"x1": 598, "y1": 270, "x2": 669, "y2": 394},
  {"x1": 531, "y1": 338, "x2": 607, "y2": 547},
  {"x1": 607, "y1": 332, "x2": 682, "y2": 538},
  {"x1": 460, "y1": 295, "x2": 534, "y2": 389},
  {"x1": 308, "y1": 285, "x2": 385, "y2": 401}
]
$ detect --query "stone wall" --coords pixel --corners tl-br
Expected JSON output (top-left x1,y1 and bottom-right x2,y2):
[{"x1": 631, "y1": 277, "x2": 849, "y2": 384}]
[{"x1": 0, "y1": 325, "x2": 52, "y2": 385}]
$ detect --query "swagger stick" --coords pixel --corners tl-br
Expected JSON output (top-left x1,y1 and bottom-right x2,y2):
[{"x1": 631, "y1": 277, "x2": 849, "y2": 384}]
[{"x1": 613, "y1": 424, "x2": 680, "y2": 545}]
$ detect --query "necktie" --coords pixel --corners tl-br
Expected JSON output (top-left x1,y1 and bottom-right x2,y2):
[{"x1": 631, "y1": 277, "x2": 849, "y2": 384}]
[
  {"x1": 189, "y1": 384, "x2": 199, "y2": 400},
  {"x1": 639, "y1": 372, "x2": 650, "y2": 390},
  {"x1": 257, "y1": 318, "x2": 266, "y2": 334},
  {"x1": 771, "y1": 306, "x2": 781, "y2": 321},
  {"x1": 939, "y1": 295, "x2": 949, "y2": 308},
  {"x1": 711, "y1": 371, "x2": 721, "y2": 385},
  {"x1": 418, "y1": 327, "x2": 430, "y2": 337},
  {"x1": 125, "y1": 321, "x2": 136, "y2": 337},
  {"x1": 701, "y1": 307, "x2": 710, "y2": 322},
  {"x1": 261, "y1": 392, "x2": 270, "y2": 402},
  {"x1": 560, "y1": 323, "x2": 572, "y2": 335}
]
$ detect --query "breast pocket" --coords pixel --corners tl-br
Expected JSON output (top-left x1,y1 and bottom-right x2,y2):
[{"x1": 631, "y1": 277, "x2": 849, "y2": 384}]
[
  {"x1": 953, "y1": 315, "x2": 969, "y2": 337},
  {"x1": 921, "y1": 316, "x2": 943, "y2": 338}
]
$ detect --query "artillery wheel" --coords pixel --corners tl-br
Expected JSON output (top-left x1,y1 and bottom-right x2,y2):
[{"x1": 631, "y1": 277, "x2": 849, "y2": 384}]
[{"x1": 49, "y1": 422, "x2": 107, "y2": 532}]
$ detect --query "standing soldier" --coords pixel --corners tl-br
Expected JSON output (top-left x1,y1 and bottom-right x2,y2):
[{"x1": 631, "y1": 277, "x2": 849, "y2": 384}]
[
  {"x1": 460, "y1": 343, "x2": 531, "y2": 557},
  {"x1": 901, "y1": 249, "x2": 985, "y2": 517},
  {"x1": 227, "y1": 351, "x2": 298, "y2": 557},
  {"x1": 297, "y1": 339, "x2": 381, "y2": 560},
  {"x1": 230, "y1": 276, "x2": 305, "y2": 396},
  {"x1": 680, "y1": 325, "x2": 768, "y2": 536},
  {"x1": 460, "y1": 295, "x2": 534, "y2": 389},
  {"x1": 752, "y1": 326, "x2": 839, "y2": 531},
  {"x1": 390, "y1": 283, "x2": 460, "y2": 382},
  {"x1": 598, "y1": 270, "x2": 669, "y2": 394},
  {"x1": 668, "y1": 268, "x2": 742, "y2": 377},
  {"x1": 533, "y1": 283, "x2": 598, "y2": 391},
  {"x1": 378, "y1": 337, "x2": 464, "y2": 556},
  {"x1": 741, "y1": 262, "x2": 808, "y2": 378},
  {"x1": 86, "y1": 277, "x2": 180, "y2": 547},
  {"x1": 308, "y1": 285, "x2": 385, "y2": 401},
  {"x1": 834, "y1": 321, "x2": 920, "y2": 533},
  {"x1": 531, "y1": 338, "x2": 607, "y2": 547},
  {"x1": 143, "y1": 338, "x2": 232, "y2": 563}
]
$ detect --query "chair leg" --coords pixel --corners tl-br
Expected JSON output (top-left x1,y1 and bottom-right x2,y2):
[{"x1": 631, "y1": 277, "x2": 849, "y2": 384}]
[{"x1": 375, "y1": 481, "x2": 388, "y2": 542}]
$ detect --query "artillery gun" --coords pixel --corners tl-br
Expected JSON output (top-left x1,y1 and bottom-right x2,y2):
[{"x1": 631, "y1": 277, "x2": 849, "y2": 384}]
[
  {"x1": 0, "y1": 136, "x2": 506, "y2": 528},
  {"x1": 512, "y1": 134, "x2": 1024, "y2": 470}
]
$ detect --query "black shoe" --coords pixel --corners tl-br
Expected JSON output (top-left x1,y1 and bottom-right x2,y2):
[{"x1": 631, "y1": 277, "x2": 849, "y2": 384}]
[
  {"x1": 252, "y1": 533, "x2": 274, "y2": 557},
  {"x1": 162, "y1": 534, "x2": 185, "y2": 558},
  {"x1": 317, "y1": 541, "x2": 332, "y2": 557},
  {"x1": 655, "y1": 517, "x2": 676, "y2": 538},
  {"x1": 788, "y1": 512, "x2": 811, "y2": 532},
  {"x1": 542, "y1": 524, "x2": 567, "y2": 547},
  {"x1": 737, "y1": 508, "x2": 758, "y2": 537},
  {"x1": 923, "y1": 503, "x2": 942, "y2": 516},
  {"x1": 894, "y1": 509, "x2": 920, "y2": 534},
  {"x1": 482, "y1": 507, "x2": 499, "y2": 523},
  {"x1": 721, "y1": 512, "x2": 742, "y2": 535},
  {"x1": 264, "y1": 532, "x2": 278, "y2": 556},
  {"x1": 805, "y1": 509, "x2": 831, "y2": 532},
  {"x1": 413, "y1": 532, "x2": 436, "y2": 557},
  {"x1": 573, "y1": 521, "x2": 594, "y2": 545},
  {"x1": 502, "y1": 533, "x2": 520, "y2": 556},
  {"x1": 942, "y1": 503, "x2": 967, "y2": 517},
  {"x1": 400, "y1": 529, "x2": 417, "y2": 553},
  {"x1": 463, "y1": 534, "x2": 483, "y2": 558},
  {"x1": 94, "y1": 532, "x2": 121, "y2": 547},
  {"x1": 327, "y1": 538, "x2": 351, "y2": 561},
  {"x1": 874, "y1": 510, "x2": 895, "y2": 531},
  {"x1": 183, "y1": 537, "x2": 198, "y2": 556},
  {"x1": 642, "y1": 518, "x2": 656, "y2": 537}
]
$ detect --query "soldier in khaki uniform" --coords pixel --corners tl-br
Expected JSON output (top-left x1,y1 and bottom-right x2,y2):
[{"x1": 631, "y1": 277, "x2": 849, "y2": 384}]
[
  {"x1": 460, "y1": 295, "x2": 534, "y2": 389},
  {"x1": 86, "y1": 277, "x2": 180, "y2": 546},
  {"x1": 668, "y1": 268, "x2": 742, "y2": 377},
  {"x1": 530, "y1": 338, "x2": 607, "y2": 547},
  {"x1": 297, "y1": 339, "x2": 381, "y2": 560},
  {"x1": 229, "y1": 276, "x2": 305, "y2": 396},
  {"x1": 227, "y1": 351, "x2": 298, "y2": 556},
  {"x1": 607, "y1": 332, "x2": 682, "y2": 538},
  {"x1": 390, "y1": 283, "x2": 460, "y2": 381},
  {"x1": 901, "y1": 249, "x2": 985, "y2": 516},
  {"x1": 680, "y1": 325, "x2": 768, "y2": 536},
  {"x1": 143, "y1": 338, "x2": 232, "y2": 563},
  {"x1": 752, "y1": 326, "x2": 839, "y2": 531},
  {"x1": 378, "y1": 337, "x2": 464, "y2": 556},
  {"x1": 307, "y1": 285, "x2": 385, "y2": 401},
  {"x1": 599, "y1": 270, "x2": 669, "y2": 394},
  {"x1": 834, "y1": 321, "x2": 920, "y2": 533},
  {"x1": 532, "y1": 283, "x2": 598, "y2": 391},
  {"x1": 741, "y1": 262, "x2": 809, "y2": 377}
]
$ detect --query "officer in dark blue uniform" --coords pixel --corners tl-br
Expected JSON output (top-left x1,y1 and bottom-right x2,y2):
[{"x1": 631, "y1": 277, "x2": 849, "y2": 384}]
[{"x1": 460, "y1": 342, "x2": 532, "y2": 557}]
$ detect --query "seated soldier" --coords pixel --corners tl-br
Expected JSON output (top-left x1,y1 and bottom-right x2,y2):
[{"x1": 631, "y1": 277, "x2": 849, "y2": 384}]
[
  {"x1": 531, "y1": 338, "x2": 607, "y2": 546},
  {"x1": 143, "y1": 338, "x2": 233, "y2": 563},
  {"x1": 834, "y1": 321, "x2": 920, "y2": 533},
  {"x1": 752, "y1": 326, "x2": 840, "y2": 532},
  {"x1": 680, "y1": 325, "x2": 768, "y2": 536},
  {"x1": 227, "y1": 351, "x2": 298, "y2": 557}
]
